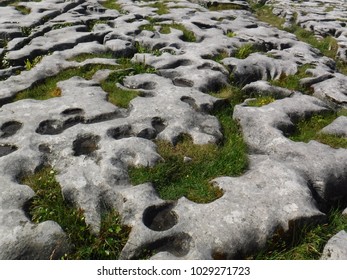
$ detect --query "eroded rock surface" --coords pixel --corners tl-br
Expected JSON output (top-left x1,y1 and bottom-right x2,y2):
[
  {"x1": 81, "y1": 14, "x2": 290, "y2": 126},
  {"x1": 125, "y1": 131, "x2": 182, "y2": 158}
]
[{"x1": 0, "y1": 0, "x2": 347, "y2": 259}]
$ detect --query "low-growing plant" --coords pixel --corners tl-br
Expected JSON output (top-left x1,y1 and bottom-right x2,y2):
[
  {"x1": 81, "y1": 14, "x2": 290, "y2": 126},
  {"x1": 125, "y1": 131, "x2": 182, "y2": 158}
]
[
  {"x1": 21, "y1": 167, "x2": 130, "y2": 259},
  {"x1": 129, "y1": 100, "x2": 248, "y2": 203},
  {"x1": 226, "y1": 31, "x2": 236, "y2": 38},
  {"x1": 24, "y1": 55, "x2": 42, "y2": 71},
  {"x1": 207, "y1": 2, "x2": 248, "y2": 11}
]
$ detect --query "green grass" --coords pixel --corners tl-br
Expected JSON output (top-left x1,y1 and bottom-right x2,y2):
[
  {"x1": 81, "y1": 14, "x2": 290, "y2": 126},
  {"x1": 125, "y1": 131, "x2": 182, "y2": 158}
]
[
  {"x1": 204, "y1": 50, "x2": 229, "y2": 63},
  {"x1": 129, "y1": 99, "x2": 248, "y2": 203},
  {"x1": 68, "y1": 52, "x2": 115, "y2": 62},
  {"x1": 21, "y1": 167, "x2": 130, "y2": 260},
  {"x1": 289, "y1": 110, "x2": 347, "y2": 149},
  {"x1": 270, "y1": 64, "x2": 313, "y2": 93},
  {"x1": 100, "y1": 0, "x2": 122, "y2": 11},
  {"x1": 149, "y1": 2, "x2": 169, "y2": 15},
  {"x1": 14, "y1": 64, "x2": 120, "y2": 101},
  {"x1": 247, "y1": 96, "x2": 276, "y2": 107},
  {"x1": 13, "y1": 4, "x2": 31, "y2": 15},
  {"x1": 159, "y1": 23, "x2": 196, "y2": 42},
  {"x1": 226, "y1": 31, "x2": 236, "y2": 38},
  {"x1": 234, "y1": 44, "x2": 256, "y2": 59},
  {"x1": 248, "y1": 207, "x2": 347, "y2": 259}
]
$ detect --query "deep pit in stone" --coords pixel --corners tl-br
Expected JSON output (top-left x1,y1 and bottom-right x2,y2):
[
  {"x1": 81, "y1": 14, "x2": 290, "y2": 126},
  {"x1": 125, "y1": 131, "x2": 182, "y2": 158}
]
[{"x1": 72, "y1": 134, "x2": 100, "y2": 156}]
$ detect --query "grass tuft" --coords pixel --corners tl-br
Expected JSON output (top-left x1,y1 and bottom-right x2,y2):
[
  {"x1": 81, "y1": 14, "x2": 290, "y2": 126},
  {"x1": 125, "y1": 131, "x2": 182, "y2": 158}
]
[{"x1": 234, "y1": 44, "x2": 256, "y2": 59}]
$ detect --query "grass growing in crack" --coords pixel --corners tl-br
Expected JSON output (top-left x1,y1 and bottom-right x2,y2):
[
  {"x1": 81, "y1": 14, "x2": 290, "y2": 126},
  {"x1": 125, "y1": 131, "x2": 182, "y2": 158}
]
[
  {"x1": 15, "y1": 57, "x2": 156, "y2": 107},
  {"x1": 159, "y1": 23, "x2": 196, "y2": 42},
  {"x1": 100, "y1": 0, "x2": 122, "y2": 11},
  {"x1": 68, "y1": 52, "x2": 115, "y2": 62},
  {"x1": 246, "y1": 96, "x2": 276, "y2": 107},
  {"x1": 269, "y1": 64, "x2": 313, "y2": 93},
  {"x1": 14, "y1": 64, "x2": 119, "y2": 101},
  {"x1": 234, "y1": 44, "x2": 256, "y2": 59},
  {"x1": 149, "y1": 2, "x2": 169, "y2": 15},
  {"x1": 13, "y1": 4, "x2": 31, "y2": 14},
  {"x1": 248, "y1": 206, "x2": 347, "y2": 259},
  {"x1": 207, "y1": 3, "x2": 248, "y2": 11},
  {"x1": 129, "y1": 99, "x2": 248, "y2": 203},
  {"x1": 21, "y1": 167, "x2": 130, "y2": 260},
  {"x1": 289, "y1": 110, "x2": 347, "y2": 149}
]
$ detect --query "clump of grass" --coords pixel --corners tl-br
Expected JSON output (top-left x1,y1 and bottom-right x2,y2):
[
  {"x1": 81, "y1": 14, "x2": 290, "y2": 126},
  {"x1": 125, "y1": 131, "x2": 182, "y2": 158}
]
[
  {"x1": 159, "y1": 23, "x2": 196, "y2": 42},
  {"x1": 24, "y1": 55, "x2": 43, "y2": 71},
  {"x1": 289, "y1": 110, "x2": 347, "y2": 149},
  {"x1": 234, "y1": 44, "x2": 255, "y2": 59},
  {"x1": 204, "y1": 50, "x2": 229, "y2": 63},
  {"x1": 247, "y1": 96, "x2": 276, "y2": 107},
  {"x1": 135, "y1": 42, "x2": 162, "y2": 56},
  {"x1": 254, "y1": 5, "x2": 284, "y2": 29},
  {"x1": 100, "y1": 0, "x2": 122, "y2": 11},
  {"x1": 129, "y1": 101, "x2": 248, "y2": 203},
  {"x1": 149, "y1": 2, "x2": 169, "y2": 15},
  {"x1": 248, "y1": 206, "x2": 347, "y2": 259},
  {"x1": 226, "y1": 31, "x2": 236, "y2": 38},
  {"x1": 270, "y1": 64, "x2": 313, "y2": 93},
  {"x1": 21, "y1": 167, "x2": 130, "y2": 259}
]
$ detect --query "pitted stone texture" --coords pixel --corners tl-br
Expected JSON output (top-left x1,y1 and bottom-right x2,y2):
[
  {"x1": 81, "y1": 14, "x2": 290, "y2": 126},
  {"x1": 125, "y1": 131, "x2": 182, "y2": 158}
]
[
  {"x1": 321, "y1": 230, "x2": 347, "y2": 260},
  {"x1": 1, "y1": 0, "x2": 347, "y2": 260}
]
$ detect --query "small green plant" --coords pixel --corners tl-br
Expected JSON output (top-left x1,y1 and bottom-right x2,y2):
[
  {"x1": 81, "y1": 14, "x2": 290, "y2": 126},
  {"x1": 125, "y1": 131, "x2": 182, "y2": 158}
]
[
  {"x1": 204, "y1": 50, "x2": 229, "y2": 63},
  {"x1": 135, "y1": 42, "x2": 162, "y2": 56},
  {"x1": 129, "y1": 101, "x2": 248, "y2": 203},
  {"x1": 234, "y1": 44, "x2": 255, "y2": 59},
  {"x1": 52, "y1": 22, "x2": 74, "y2": 30},
  {"x1": 248, "y1": 206, "x2": 347, "y2": 259},
  {"x1": 226, "y1": 31, "x2": 236, "y2": 38},
  {"x1": 289, "y1": 110, "x2": 347, "y2": 149},
  {"x1": 21, "y1": 167, "x2": 130, "y2": 259},
  {"x1": 247, "y1": 96, "x2": 276, "y2": 107}
]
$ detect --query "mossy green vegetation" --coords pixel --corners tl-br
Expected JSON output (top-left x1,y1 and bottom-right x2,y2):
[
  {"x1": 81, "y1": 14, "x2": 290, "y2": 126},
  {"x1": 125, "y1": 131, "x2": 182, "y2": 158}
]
[
  {"x1": 21, "y1": 167, "x2": 130, "y2": 259},
  {"x1": 129, "y1": 98, "x2": 248, "y2": 203},
  {"x1": 248, "y1": 206, "x2": 347, "y2": 259},
  {"x1": 289, "y1": 110, "x2": 347, "y2": 149}
]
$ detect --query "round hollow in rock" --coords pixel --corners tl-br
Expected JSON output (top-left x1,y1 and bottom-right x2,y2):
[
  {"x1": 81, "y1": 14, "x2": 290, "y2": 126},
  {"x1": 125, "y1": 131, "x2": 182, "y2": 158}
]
[
  {"x1": 72, "y1": 134, "x2": 100, "y2": 156},
  {"x1": 143, "y1": 203, "x2": 178, "y2": 231}
]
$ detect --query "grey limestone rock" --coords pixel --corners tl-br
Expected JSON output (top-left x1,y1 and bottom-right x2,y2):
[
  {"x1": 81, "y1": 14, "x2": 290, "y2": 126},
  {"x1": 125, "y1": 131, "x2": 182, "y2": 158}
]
[
  {"x1": 1, "y1": 0, "x2": 347, "y2": 260},
  {"x1": 321, "y1": 230, "x2": 347, "y2": 260}
]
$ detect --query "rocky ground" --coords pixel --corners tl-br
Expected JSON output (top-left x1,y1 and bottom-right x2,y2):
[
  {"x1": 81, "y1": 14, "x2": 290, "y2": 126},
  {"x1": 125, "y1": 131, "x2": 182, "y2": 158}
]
[{"x1": 0, "y1": 0, "x2": 347, "y2": 259}]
